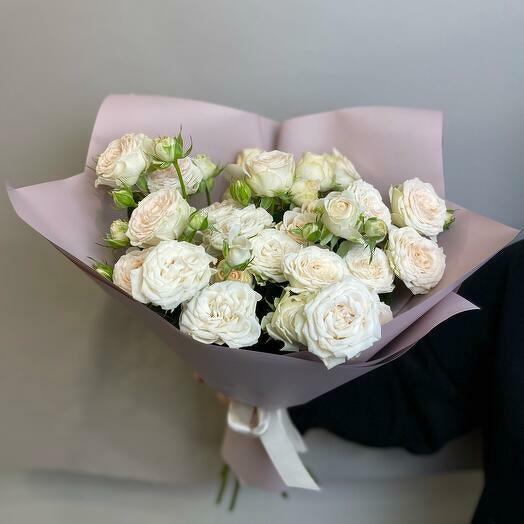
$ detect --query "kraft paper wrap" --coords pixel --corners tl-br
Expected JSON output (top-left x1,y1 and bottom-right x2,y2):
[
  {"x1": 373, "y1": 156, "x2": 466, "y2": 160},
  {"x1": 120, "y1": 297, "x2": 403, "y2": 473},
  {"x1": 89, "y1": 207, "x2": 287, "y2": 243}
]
[{"x1": 6, "y1": 95, "x2": 519, "y2": 486}]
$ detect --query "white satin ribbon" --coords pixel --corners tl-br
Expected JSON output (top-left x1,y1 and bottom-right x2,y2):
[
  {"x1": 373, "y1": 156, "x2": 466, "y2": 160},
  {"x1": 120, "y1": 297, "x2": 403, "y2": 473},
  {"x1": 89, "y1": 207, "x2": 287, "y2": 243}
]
[{"x1": 227, "y1": 401, "x2": 320, "y2": 491}]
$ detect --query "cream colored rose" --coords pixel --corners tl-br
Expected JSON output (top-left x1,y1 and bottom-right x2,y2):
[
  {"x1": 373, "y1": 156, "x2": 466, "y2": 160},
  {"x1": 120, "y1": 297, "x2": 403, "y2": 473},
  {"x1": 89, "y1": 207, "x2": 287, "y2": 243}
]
[
  {"x1": 126, "y1": 188, "x2": 192, "y2": 247},
  {"x1": 250, "y1": 229, "x2": 301, "y2": 283},
  {"x1": 202, "y1": 203, "x2": 273, "y2": 254},
  {"x1": 378, "y1": 301, "x2": 393, "y2": 325},
  {"x1": 390, "y1": 178, "x2": 446, "y2": 237},
  {"x1": 325, "y1": 148, "x2": 361, "y2": 190},
  {"x1": 95, "y1": 133, "x2": 152, "y2": 188},
  {"x1": 295, "y1": 152, "x2": 334, "y2": 192},
  {"x1": 113, "y1": 248, "x2": 151, "y2": 295},
  {"x1": 201, "y1": 199, "x2": 241, "y2": 224},
  {"x1": 344, "y1": 245, "x2": 395, "y2": 294},
  {"x1": 192, "y1": 154, "x2": 217, "y2": 180},
  {"x1": 301, "y1": 198, "x2": 324, "y2": 214},
  {"x1": 346, "y1": 179, "x2": 392, "y2": 227},
  {"x1": 282, "y1": 245, "x2": 348, "y2": 293},
  {"x1": 147, "y1": 157, "x2": 202, "y2": 195},
  {"x1": 180, "y1": 281, "x2": 261, "y2": 348},
  {"x1": 236, "y1": 148, "x2": 262, "y2": 169},
  {"x1": 212, "y1": 260, "x2": 254, "y2": 286},
  {"x1": 225, "y1": 234, "x2": 252, "y2": 267},
  {"x1": 277, "y1": 208, "x2": 318, "y2": 244},
  {"x1": 243, "y1": 150, "x2": 295, "y2": 197},
  {"x1": 386, "y1": 226, "x2": 446, "y2": 294},
  {"x1": 262, "y1": 291, "x2": 312, "y2": 350},
  {"x1": 290, "y1": 179, "x2": 320, "y2": 207},
  {"x1": 302, "y1": 277, "x2": 382, "y2": 369},
  {"x1": 130, "y1": 240, "x2": 216, "y2": 310},
  {"x1": 322, "y1": 190, "x2": 362, "y2": 240}
]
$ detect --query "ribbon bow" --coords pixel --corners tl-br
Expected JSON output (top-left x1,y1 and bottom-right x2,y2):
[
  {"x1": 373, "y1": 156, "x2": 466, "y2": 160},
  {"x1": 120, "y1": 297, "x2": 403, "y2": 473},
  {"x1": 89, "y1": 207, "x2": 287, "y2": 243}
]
[{"x1": 227, "y1": 401, "x2": 320, "y2": 491}]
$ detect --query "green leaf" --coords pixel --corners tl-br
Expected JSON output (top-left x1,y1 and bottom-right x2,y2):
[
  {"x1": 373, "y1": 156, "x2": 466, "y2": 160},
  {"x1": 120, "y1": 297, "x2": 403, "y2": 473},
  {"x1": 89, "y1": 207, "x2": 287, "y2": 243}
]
[
  {"x1": 260, "y1": 196, "x2": 273, "y2": 210},
  {"x1": 336, "y1": 240, "x2": 353, "y2": 258}
]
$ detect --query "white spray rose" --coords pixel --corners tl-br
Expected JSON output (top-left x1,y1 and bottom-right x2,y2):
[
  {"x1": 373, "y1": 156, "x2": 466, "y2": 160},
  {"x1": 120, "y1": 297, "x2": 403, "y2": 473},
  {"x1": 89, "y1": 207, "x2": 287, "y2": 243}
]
[
  {"x1": 290, "y1": 179, "x2": 320, "y2": 207},
  {"x1": 180, "y1": 281, "x2": 262, "y2": 348},
  {"x1": 147, "y1": 157, "x2": 202, "y2": 195},
  {"x1": 378, "y1": 301, "x2": 393, "y2": 325},
  {"x1": 344, "y1": 245, "x2": 395, "y2": 294},
  {"x1": 225, "y1": 234, "x2": 252, "y2": 267},
  {"x1": 113, "y1": 248, "x2": 151, "y2": 295},
  {"x1": 322, "y1": 190, "x2": 362, "y2": 240},
  {"x1": 236, "y1": 148, "x2": 262, "y2": 169},
  {"x1": 325, "y1": 148, "x2": 361, "y2": 190},
  {"x1": 295, "y1": 152, "x2": 334, "y2": 192},
  {"x1": 386, "y1": 226, "x2": 446, "y2": 294},
  {"x1": 250, "y1": 229, "x2": 301, "y2": 283},
  {"x1": 282, "y1": 245, "x2": 348, "y2": 293},
  {"x1": 126, "y1": 188, "x2": 192, "y2": 247},
  {"x1": 95, "y1": 133, "x2": 153, "y2": 188},
  {"x1": 390, "y1": 178, "x2": 446, "y2": 237},
  {"x1": 346, "y1": 179, "x2": 392, "y2": 227},
  {"x1": 262, "y1": 291, "x2": 312, "y2": 350},
  {"x1": 202, "y1": 203, "x2": 273, "y2": 254},
  {"x1": 201, "y1": 199, "x2": 241, "y2": 224},
  {"x1": 277, "y1": 208, "x2": 318, "y2": 244},
  {"x1": 130, "y1": 240, "x2": 216, "y2": 310},
  {"x1": 302, "y1": 277, "x2": 382, "y2": 369},
  {"x1": 109, "y1": 219, "x2": 129, "y2": 243},
  {"x1": 192, "y1": 154, "x2": 217, "y2": 180},
  {"x1": 243, "y1": 150, "x2": 295, "y2": 197},
  {"x1": 301, "y1": 198, "x2": 324, "y2": 214}
]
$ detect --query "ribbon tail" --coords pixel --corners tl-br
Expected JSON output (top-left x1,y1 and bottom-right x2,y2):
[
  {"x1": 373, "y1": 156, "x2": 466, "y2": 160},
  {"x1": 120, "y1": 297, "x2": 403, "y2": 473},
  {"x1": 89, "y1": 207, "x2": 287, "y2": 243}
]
[{"x1": 259, "y1": 410, "x2": 319, "y2": 490}]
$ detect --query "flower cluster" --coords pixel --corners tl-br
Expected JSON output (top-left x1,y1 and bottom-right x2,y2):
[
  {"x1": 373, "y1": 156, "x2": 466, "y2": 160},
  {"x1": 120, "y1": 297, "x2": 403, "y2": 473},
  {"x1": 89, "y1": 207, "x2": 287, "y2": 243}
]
[{"x1": 93, "y1": 134, "x2": 454, "y2": 368}]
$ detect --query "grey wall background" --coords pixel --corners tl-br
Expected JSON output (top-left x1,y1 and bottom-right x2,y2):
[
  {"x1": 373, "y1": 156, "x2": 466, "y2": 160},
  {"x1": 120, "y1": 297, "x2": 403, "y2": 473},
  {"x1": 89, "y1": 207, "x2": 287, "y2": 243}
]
[{"x1": 0, "y1": 1, "x2": 522, "y2": 522}]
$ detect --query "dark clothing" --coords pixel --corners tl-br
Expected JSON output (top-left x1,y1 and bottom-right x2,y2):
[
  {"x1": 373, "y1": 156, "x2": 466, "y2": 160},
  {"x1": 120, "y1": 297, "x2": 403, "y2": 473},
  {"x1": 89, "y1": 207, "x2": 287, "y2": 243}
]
[{"x1": 290, "y1": 240, "x2": 524, "y2": 523}]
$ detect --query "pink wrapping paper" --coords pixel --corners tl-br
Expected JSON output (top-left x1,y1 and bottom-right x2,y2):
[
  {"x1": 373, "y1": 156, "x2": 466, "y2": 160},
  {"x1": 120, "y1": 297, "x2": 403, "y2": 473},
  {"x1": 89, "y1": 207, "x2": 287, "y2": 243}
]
[{"x1": 7, "y1": 94, "x2": 518, "y2": 410}]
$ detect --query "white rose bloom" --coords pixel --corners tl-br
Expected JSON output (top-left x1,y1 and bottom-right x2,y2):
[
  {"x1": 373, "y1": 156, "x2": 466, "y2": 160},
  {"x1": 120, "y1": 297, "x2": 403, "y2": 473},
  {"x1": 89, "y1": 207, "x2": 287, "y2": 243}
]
[
  {"x1": 126, "y1": 188, "x2": 192, "y2": 247},
  {"x1": 290, "y1": 179, "x2": 320, "y2": 207},
  {"x1": 378, "y1": 301, "x2": 393, "y2": 325},
  {"x1": 236, "y1": 147, "x2": 262, "y2": 169},
  {"x1": 95, "y1": 133, "x2": 153, "y2": 188},
  {"x1": 192, "y1": 154, "x2": 217, "y2": 180},
  {"x1": 244, "y1": 150, "x2": 295, "y2": 197},
  {"x1": 346, "y1": 179, "x2": 392, "y2": 227},
  {"x1": 146, "y1": 157, "x2": 202, "y2": 195},
  {"x1": 344, "y1": 245, "x2": 395, "y2": 294},
  {"x1": 302, "y1": 277, "x2": 382, "y2": 369},
  {"x1": 250, "y1": 229, "x2": 301, "y2": 283},
  {"x1": 386, "y1": 226, "x2": 446, "y2": 295},
  {"x1": 322, "y1": 190, "x2": 362, "y2": 240},
  {"x1": 295, "y1": 152, "x2": 334, "y2": 192},
  {"x1": 225, "y1": 233, "x2": 252, "y2": 267},
  {"x1": 113, "y1": 248, "x2": 151, "y2": 295},
  {"x1": 201, "y1": 199, "x2": 241, "y2": 224},
  {"x1": 389, "y1": 178, "x2": 447, "y2": 237},
  {"x1": 277, "y1": 208, "x2": 318, "y2": 244},
  {"x1": 282, "y1": 245, "x2": 348, "y2": 293},
  {"x1": 130, "y1": 240, "x2": 216, "y2": 310},
  {"x1": 262, "y1": 291, "x2": 312, "y2": 350},
  {"x1": 325, "y1": 148, "x2": 361, "y2": 190},
  {"x1": 180, "y1": 281, "x2": 262, "y2": 348},
  {"x1": 202, "y1": 203, "x2": 273, "y2": 254}
]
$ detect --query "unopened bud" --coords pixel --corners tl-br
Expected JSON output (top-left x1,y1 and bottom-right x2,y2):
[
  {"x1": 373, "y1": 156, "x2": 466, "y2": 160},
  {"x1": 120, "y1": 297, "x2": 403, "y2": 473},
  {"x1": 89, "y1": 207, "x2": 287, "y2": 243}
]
[
  {"x1": 111, "y1": 187, "x2": 136, "y2": 209},
  {"x1": 188, "y1": 210, "x2": 208, "y2": 231},
  {"x1": 444, "y1": 209, "x2": 455, "y2": 230},
  {"x1": 229, "y1": 179, "x2": 252, "y2": 207},
  {"x1": 363, "y1": 217, "x2": 388, "y2": 242}
]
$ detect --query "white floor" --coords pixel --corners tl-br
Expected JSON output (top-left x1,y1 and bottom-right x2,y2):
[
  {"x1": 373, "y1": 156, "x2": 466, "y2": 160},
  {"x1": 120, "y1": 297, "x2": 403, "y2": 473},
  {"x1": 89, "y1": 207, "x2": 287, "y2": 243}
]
[{"x1": 0, "y1": 469, "x2": 482, "y2": 524}]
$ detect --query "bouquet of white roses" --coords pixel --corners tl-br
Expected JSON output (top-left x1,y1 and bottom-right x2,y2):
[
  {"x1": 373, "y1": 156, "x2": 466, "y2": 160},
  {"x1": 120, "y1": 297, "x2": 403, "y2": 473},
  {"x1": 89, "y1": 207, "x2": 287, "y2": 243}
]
[
  {"x1": 8, "y1": 95, "x2": 517, "y2": 494},
  {"x1": 95, "y1": 132, "x2": 454, "y2": 371}
]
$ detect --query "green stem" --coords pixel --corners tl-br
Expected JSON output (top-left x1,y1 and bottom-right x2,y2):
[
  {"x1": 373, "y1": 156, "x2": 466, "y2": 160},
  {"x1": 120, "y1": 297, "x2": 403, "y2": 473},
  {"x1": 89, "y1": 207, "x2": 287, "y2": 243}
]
[
  {"x1": 215, "y1": 464, "x2": 229, "y2": 505},
  {"x1": 205, "y1": 185, "x2": 212, "y2": 206},
  {"x1": 229, "y1": 479, "x2": 240, "y2": 511},
  {"x1": 173, "y1": 158, "x2": 188, "y2": 200}
]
